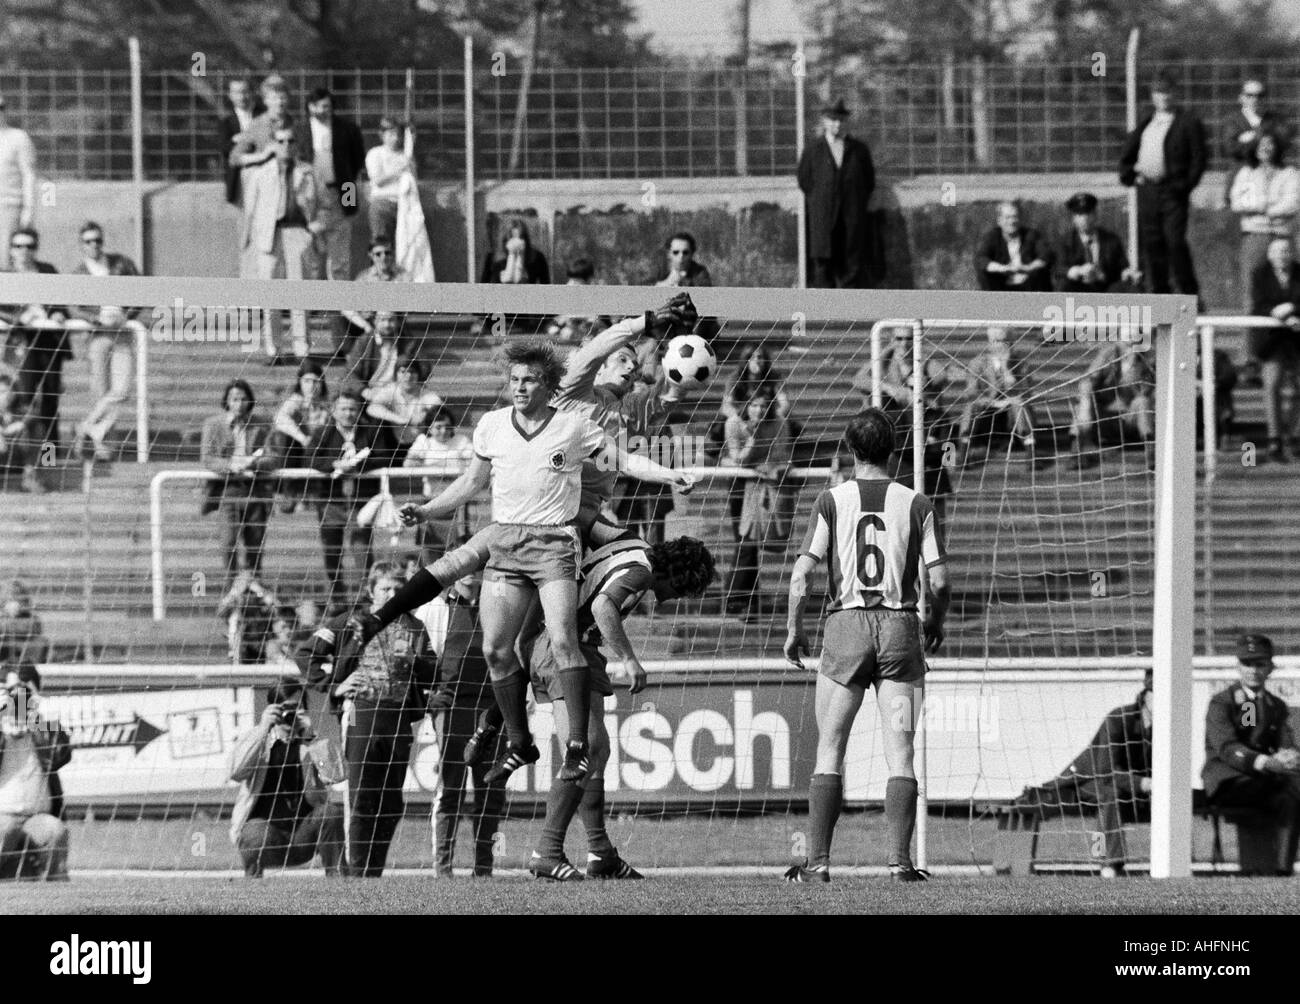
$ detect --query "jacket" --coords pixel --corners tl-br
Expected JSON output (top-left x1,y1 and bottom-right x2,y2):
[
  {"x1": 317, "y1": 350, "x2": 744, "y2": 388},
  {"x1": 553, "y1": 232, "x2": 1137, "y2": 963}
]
[
  {"x1": 1223, "y1": 108, "x2": 1289, "y2": 163},
  {"x1": 1118, "y1": 108, "x2": 1208, "y2": 197},
  {"x1": 796, "y1": 133, "x2": 876, "y2": 260},
  {"x1": 479, "y1": 246, "x2": 551, "y2": 285},
  {"x1": 227, "y1": 719, "x2": 340, "y2": 843},
  {"x1": 294, "y1": 115, "x2": 366, "y2": 215},
  {"x1": 1202, "y1": 683, "x2": 1297, "y2": 800},
  {"x1": 241, "y1": 158, "x2": 322, "y2": 255},
  {"x1": 0, "y1": 718, "x2": 71, "y2": 819},
  {"x1": 70, "y1": 253, "x2": 143, "y2": 323},
  {"x1": 1250, "y1": 259, "x2": 1300, "y2": 318},
  {"x1": 1229, "y1": 164, "x2": 1300, "y2": 235},
  {"x1": 218, "y1": 102, "x2": 265, "y2": 204},
  {"x1": 199, "y1": 412, "x2": 276, "y2": 507},
  {"x1": 1055, "y1": 227, "x2": 1129, "y2": 293},
  {"x1": 424, "y1": 595, "x2": 492, "y2": 714},
  {"x1": 974, "y1": 226, "x2": 1053, "y2": 292},
  {"x1": 1060, "y1": 694, "x2": 1152, "y2": 800},
  {"x1": 301, "y1": 611, "x2": 437, "y2": 720},
  {"x1": 304, "y1": 420, "x2": 389, "y2": 505}
]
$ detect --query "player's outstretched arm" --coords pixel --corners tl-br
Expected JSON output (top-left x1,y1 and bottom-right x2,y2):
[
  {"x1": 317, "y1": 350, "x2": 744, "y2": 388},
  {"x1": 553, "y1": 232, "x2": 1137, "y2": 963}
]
[
  {"x1": 924, "y1": 563, "x2": 951, "y2": 654},
  {"x1": 784, "y1": 554, "x2": 817, "y2": 669},
  {"x1": 592, "y1": 594, "x2": 647, "y2": 695},
  {"x1": 399, "y1": 454, "x2": 489, "y2": 525},
  {"x1": 609, "y1": 437, "x2": 695, "y2": 493}
]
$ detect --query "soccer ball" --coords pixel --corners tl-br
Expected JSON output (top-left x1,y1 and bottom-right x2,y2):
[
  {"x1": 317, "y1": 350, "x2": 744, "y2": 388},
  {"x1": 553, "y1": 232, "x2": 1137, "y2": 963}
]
[{"x1": 661, "y1": 334, "x2": 717, "y2": 390}]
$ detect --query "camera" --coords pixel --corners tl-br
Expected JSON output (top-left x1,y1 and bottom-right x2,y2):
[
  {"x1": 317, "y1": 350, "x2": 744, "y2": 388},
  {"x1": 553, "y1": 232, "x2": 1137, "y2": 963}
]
[{"x1": 276, "y1": 704, "x2": 300, "y2": 728}]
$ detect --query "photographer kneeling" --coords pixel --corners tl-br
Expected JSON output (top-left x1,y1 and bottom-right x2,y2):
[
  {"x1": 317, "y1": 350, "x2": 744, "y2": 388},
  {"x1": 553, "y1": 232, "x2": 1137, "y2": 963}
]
[
  {"x1": 229, "y1": 678, "x2": 346, "y2": 878},
  {"x1": 0, "y1": 663, "x2": 71, "y2": 881}
]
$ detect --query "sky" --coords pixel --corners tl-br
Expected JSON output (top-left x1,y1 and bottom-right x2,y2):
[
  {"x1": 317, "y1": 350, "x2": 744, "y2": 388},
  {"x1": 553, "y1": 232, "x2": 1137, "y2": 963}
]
[{"x1": 633, "y1": 0, "x2": 804, "y2": 57}]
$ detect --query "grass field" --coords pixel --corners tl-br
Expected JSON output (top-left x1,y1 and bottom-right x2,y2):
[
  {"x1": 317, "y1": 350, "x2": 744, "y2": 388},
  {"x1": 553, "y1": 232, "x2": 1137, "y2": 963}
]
[{"x1": 4, "y1": 874, "x2": 1297, "y2": 915}]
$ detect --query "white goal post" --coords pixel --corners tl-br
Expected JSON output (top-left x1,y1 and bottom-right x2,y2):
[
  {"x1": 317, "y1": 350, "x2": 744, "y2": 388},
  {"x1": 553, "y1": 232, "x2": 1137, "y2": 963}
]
[{"x1": 0, "y1": 275, "x2": 1198, "y2": 876}]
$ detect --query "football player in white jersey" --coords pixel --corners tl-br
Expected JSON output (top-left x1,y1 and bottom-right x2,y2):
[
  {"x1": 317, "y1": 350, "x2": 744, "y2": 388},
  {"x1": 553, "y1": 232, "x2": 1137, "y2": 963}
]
[{"x1": 783, "y1": 408, "x2": 950, "y2": 883}]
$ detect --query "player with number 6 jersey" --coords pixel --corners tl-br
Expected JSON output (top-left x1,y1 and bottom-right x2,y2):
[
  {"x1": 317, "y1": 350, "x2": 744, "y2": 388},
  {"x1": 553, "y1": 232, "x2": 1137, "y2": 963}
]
[{"x1": 783, "y1": 407, "x2": 951, "y2": 884}]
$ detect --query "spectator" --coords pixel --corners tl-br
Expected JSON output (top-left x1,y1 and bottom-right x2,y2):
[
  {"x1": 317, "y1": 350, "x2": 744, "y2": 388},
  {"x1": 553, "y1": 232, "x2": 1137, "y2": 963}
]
[
  {"x1": 0, "y1": 664, "x2": 69, "y2": 881},
  {"x1": 304, "y1": 561, "x2": 437, "y2": 877},
  {"x1": 363, "y1": 356, "x2": 442, "y2": 452},
  {"x1": 0, "y1": 96, "x2": 37, "y2": 259},
  {"x1": 1118, "y1": 73, "x2": 1208, "y2": 297},
  {"x1": 201, "y1": 378, "x2": 276, "y2": 592},
  {"x1": 420, "y1": 556, "x2": 506, "y2": 878},
  {"x1": 295, "y1": 87, "x2": 365, "y2": 285},
  {"x1": 217, "y1": 572, "x2": 279, "y2": 664},
  {"x1": 3, "y1": 226, "x2": 67, "y2": 323},
  {"x1": 479, "y1": 218, "x2": 550, "y2": 286},
  {"x1": 1202, "y1": 634, "x2": 1300, "y2": 876},
  {"x1": 955, "y1": 326, "x2": 1037, "y2": 463},
  {"x1": 242, "y1": 124, "x2": 323, "y2": 365},
  {"x1": 1056, "y1": 192, "x2": 1133, "y2": 294},
  {"x1": 0, "y1": 353, "x2": 43, "y2": 493},
  {"x1": 723, "y1": 388, "x2": 796, "y2": 620},
  {"x1": 365, "y1": 116, "x2": 414, "y2": 245},
  {"x1": 262, "y1": 607, "x2": 300, "y2": 672},
  {"x1": 722, "y1": 344, "x2": 791, "y2": 421},
  {"x1": 305, "y1": 390, "x2": 387, "y2": 610},
  {"x1": 975, "y1": 201, "x2": 1052, "y2": 292},
  {"x1": 228, "y1": 677, "x2": 345, "y2": 878},
  {"x1": 796, "y1": 98, "x2": 876, "y2": 289},
  {"x1": 1230, "y1": 132, "x2": 1299, "y2": 314},
  {"x1": 0, "y1": 581, "x2": 49, "y2": 664},
  {"x1": 65, "y1": 222, "x2": 146, "y2": 464},
  {"x1": 651, "y1": 232, "x2": 713, "y2": 288},
  {"x1": 1068, "y1": 343, "x2": 1154, "y2": 469},
  {"x1": 2, "y1": 320, "x2": 69, "y2": 463},
  {"x1": 1225, "y1": 79, "x2": 1287, "y2": 166},
  {"x1": 1248, "y1": 236, "x2": 1300, "y2": 463},
  {"x1": 404, "y1": 407, "x2": 472, "y2": 557},
  {"x1": 340, "y1": 239, "x2": 412, "y2": 376},
  {"x1": 229, "y1": 75, "x2": 293, "y2": 282},
  {"x1": 1009, "y1": 670, "x2": 1152, "y2": 877},
  {"x1": 270, "y1": 360, "x2": 330, "y2": 513},
  {"x1": 218, "y1": 77, "x2": 264, "y2": 207}
]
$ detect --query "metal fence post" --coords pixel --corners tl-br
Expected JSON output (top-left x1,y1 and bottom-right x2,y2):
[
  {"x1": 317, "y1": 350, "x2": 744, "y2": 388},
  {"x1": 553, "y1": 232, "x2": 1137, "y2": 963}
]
[
  {"x1": 129, "y1": 37, "x2": 149, "y2": 462},
  {"x1": 794, "y1": 39, "x2": 807, "y2": 290},
  {"x1": 464, "y1": 36, "x2": 477, "y2": 284},
  {"x1": 1200, "y1": 322, "x2": 1217, "y2": 655},
  {"x1": 1126, "y1": 29, "x2": 1142, "y2": 274}
]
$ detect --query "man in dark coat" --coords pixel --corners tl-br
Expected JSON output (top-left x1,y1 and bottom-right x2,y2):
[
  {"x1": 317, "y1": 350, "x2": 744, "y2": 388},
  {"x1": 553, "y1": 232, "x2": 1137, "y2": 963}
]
[
  {"x1": 1202, "y1": 634, "x2": 1300, "y2": 876},
  {"x1": 974, "y1": 200, "x2": 1052, "y2": 292},
  {"x1": 1010, "y1": 670, "x2": 1153, "y2": 873},
  {"x1": 1118, "y1": 72, "x2": 1208, "y2": 297},
  {"x1": 217, "y1": 78, "x2": 264, "y2": 206},
  {"x1": 1223, "y1": 78, "x2": 1289, "y2": 166},
  {"x1": 1055, "y1": 192, "x2": 1131, "y2": 294},
  {"x1": 797, "y1": 99, "x2": 876, "y2": 289},
  {"x1": 295, "y1": 87, "x2": 365, "y2": 284}
]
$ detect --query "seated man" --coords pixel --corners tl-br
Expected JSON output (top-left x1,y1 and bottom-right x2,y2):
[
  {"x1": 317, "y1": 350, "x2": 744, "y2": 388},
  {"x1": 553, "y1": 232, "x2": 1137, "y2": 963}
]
[
  {"x1": 1249, "y1": 236, "x2": 1300, "y2": 463},
  {"x1": 650, "y1": 232, "x2": 713, "y2": 287},
  {"x1": 1202, "y1": 634, "x2": 1300, "y2": 876},
  {"x1": 1009, "y1": 670, "x2": 1152, "y2": 876},
  {"x1": 955, "y1": 326, "x2": 1037, "y2": 462},
  {"x1": 974, "y1": 201, "x2": 1052, "y2": 292},
  {"x1": 0, "y1": 664, "x2": 71, "y2": 881},
  {"x1": 1055, "y1": 192, "x2": 1134, "y2": 293},
  {"x1": 228, "y1": 677, "x2": 345, "y2": 878},
  {"x1": 1069, "y1": 343, "x2": 1154, "y2": 468}
]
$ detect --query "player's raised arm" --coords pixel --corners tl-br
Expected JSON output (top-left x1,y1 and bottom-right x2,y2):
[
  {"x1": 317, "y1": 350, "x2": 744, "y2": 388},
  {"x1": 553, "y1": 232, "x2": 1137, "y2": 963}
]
[
  {"x1": 606, "y1": 434, "x2": 695, "y2": 493},
  {"x1": 400, "y1": 453, "x2": 490, "y2": 525}
]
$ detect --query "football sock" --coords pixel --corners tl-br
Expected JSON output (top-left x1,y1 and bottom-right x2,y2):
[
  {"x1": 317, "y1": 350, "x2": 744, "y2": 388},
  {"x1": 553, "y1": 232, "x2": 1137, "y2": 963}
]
[
  {"x1": 491, "y1": 670, "x2": 533, "y2": 747},
  {"x1": 580, "y1": 778, "x2": 616, "y2": 857},
  {"x1": 808, "y1": 773, "x2": 843, "y2": 869},
  {"x1": 885, "y1": 775, "x2": 919, "y2": 868},
  {"x1": 536, "y1": 778, "x2": 585, "y2": 860},
  {"x1": 373, "y1": 568, "x2": 443, "y2": 628},
  {"x1": 557, "y1": 666, "x2": 592, "y2": 746}
]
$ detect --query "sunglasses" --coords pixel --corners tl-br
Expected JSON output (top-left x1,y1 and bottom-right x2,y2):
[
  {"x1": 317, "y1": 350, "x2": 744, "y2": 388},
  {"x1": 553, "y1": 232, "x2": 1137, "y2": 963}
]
[
  {"x1": 274, "y1": 137, "x2": 295, "y2": 145},
  {"x1": 370, "y1": 249, "x2": 392, "y2": 257},
  {"x1": 82, "y1": 236, "x2": 103, "y2": 244},
  {"x1": 10, "y1": 241, "x2": 34, "y2": 250},
  {"x1": 669, "y1": 249, "x2": 690, "y2": 256}
]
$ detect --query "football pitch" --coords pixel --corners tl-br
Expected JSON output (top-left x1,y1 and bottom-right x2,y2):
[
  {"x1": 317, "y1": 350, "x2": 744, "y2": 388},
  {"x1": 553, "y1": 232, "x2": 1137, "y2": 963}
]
[{"x1": 4, "y1": 874, "x2": 1297, "y2": 915}]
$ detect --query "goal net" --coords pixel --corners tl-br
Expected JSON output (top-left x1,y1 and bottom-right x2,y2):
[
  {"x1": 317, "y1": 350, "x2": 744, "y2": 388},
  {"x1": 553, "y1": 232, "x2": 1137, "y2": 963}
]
[{"x1": 0, "y1": 274, "x2": 1204, "y2": 877}]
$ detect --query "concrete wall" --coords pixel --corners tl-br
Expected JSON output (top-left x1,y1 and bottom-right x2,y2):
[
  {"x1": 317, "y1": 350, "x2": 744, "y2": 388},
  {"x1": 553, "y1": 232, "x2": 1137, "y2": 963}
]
[{"x1": 32, "y1": 171, "x2": 1247, "y2": 309}]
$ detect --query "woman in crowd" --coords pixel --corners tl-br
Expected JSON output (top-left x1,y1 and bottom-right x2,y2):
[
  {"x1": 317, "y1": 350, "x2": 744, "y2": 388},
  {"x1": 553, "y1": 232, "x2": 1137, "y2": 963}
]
[
  {"x1": 479, "y1": 218, "x2": 549, "y2": 286},
  {"x1": 363, "y1": 356, "x2": 443, "y2": 454},
  {"x1": 403, "y1": 407, "x2": 472, "y2": 560},
  {"x1": 722, "y1": 387, "x2": 796, "y2": 620},
  {"x1": 1230, "y1": 130, "x2": 1300, "y2": 314},
  {"x1": 722, "y1": 344, "x2": 791, "y2": 421},
  {"x1": 270, "y1": 361, "x2": 331, "y2": 512}
]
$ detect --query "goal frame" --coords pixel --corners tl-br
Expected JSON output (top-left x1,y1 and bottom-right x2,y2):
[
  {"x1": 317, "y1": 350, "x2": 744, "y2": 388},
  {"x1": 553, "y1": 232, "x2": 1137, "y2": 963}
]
[{"x1": 0, "y1": 275, "x2": 1199, "y2": 877}]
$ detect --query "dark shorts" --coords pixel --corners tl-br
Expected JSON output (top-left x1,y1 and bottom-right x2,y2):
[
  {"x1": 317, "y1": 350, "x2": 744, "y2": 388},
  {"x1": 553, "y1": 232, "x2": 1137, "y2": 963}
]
[
  {"x1": 529, "y1": 637, "x2": 612, "y2": 703},
  {"x1": 483, "y1": 524, "x2": 582, "y2": 586},
  {"x1": 819, "y1": 608, "x2": 926, "y2": 688}
]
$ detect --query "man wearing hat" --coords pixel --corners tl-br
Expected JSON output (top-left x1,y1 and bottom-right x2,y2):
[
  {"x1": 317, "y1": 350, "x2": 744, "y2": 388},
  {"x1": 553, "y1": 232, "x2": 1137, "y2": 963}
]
[
  {"x1": 796, "y1": 98, "x2": 876, "y2": 289},
  {"x1": 1118, "y1": 73, "x2": 1207, "y2": 297},
  {"x1": 1202, "y1": 633, "x2": 1300, "y2": 875},
  {"x1": 1056, "y1": 192, "x2": 1132, "y2": 294}
]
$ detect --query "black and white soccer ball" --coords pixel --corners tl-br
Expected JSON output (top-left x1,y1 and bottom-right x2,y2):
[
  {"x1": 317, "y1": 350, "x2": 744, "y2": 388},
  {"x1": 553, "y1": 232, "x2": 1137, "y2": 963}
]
[{"x1": 661, "y1": 334, "x2": 717, "y2": 390}]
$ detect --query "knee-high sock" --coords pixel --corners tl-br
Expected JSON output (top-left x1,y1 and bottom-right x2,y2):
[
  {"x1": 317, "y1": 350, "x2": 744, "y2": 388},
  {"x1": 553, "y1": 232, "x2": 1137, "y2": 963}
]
[
  {"x1": 580, "y1": 777, "x2": 615, "y2": 857},
  {"x1": 808, "y1": 773, "x2": 842, "y2": 869},
  {"x1": 885, "y1": 775, "x2": 919, "y2": 868},
  {"x1": 556, "y1": 667, "x2": 591, "y2": 746},
  {"x1": 536, "y1": 777, "x2": 584, "y2": 861},
  {"x1": 491, "y1": 670, "x2": 532, "y2": 747},
  {"x1": 373, "y1": 568, "x2": 444, "y2": 629}
]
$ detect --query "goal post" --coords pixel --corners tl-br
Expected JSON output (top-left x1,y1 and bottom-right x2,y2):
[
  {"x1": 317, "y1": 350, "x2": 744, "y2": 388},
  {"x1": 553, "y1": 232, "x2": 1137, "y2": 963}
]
[{"x1": 0, "y1": 273, "x2": 1200, "y2": 876}]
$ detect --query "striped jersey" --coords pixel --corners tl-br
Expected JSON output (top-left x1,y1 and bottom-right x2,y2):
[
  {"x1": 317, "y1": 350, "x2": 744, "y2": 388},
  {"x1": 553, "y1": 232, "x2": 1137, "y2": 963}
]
[
  {"x1": 800, "y1": 478, "x2": 945, "y2": 612},
  {"x1": 472, "y1": 405, "x2": 605, "y2": 524},
  {"x1": 576, "y1": 537, "x2": 655, "y2": 642}
]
